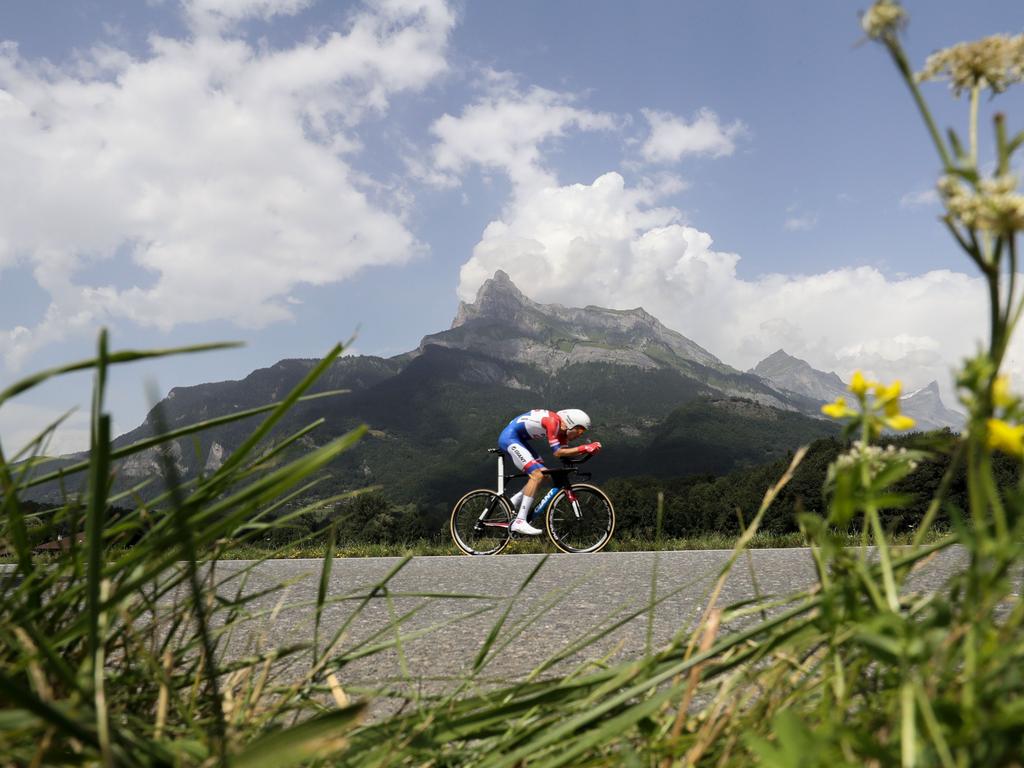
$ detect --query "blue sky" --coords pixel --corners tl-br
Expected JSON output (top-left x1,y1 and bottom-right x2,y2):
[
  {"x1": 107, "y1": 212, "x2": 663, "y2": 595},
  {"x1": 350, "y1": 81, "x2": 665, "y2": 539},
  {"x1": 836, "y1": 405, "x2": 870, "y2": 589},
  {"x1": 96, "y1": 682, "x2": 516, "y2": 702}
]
[{"x1": 0, "y1": 0, "x2": 1022, "y2": 453}]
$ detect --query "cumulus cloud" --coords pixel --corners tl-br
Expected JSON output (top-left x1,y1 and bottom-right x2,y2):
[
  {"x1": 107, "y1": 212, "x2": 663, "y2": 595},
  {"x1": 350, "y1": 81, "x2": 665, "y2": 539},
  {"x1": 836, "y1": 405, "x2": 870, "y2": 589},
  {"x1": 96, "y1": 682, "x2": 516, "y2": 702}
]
[
  {"x1": 456, "y1": 169, "x2": 1003, "y2": 400},
  {"x1": 0, "y1": 0, "x2": 455, "y2": 367},
  {"x1": 427, "y1": 82, "x2": 616, "y2": 192},
  {"x1": 432, "y1": 88, "x2": 989, "y2": 398},
  {"x1": 640, "y1": 107, "x2": 745, "y2": 163}
]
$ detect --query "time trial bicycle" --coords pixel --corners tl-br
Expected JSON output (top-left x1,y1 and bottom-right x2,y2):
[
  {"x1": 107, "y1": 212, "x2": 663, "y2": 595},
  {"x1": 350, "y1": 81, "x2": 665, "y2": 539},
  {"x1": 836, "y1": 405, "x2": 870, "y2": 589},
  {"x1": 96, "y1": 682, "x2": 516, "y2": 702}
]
[{"x1": 450, "y1": 448, "x2": 615, "y2": 555}]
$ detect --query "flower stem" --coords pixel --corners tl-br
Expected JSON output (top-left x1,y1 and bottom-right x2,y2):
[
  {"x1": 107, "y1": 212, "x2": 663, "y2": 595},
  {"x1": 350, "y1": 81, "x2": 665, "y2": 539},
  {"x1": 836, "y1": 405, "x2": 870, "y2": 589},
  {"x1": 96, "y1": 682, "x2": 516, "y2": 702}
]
[
  {"x1": 969, "y1": 84, "x2": 980, "y2": 165},
  {"x1": 884, "y1": 38, "x2": 953, "y2": 170}
]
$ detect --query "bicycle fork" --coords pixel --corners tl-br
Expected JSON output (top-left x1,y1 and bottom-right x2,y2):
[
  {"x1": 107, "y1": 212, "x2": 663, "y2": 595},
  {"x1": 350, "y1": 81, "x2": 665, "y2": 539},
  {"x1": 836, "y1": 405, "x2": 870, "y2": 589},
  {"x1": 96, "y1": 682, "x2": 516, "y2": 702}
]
[
  {"x1": 529, "y1": 487, "x2": 582, "y2": 523},
  {"x1": 565, "y1": 489, "x2": 582, "y2": 520}
]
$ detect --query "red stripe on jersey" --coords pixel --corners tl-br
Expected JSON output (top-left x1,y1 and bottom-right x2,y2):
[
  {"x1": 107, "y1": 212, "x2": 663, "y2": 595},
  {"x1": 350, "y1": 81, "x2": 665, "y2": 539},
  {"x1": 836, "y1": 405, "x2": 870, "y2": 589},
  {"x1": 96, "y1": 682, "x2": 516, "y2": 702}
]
[{"x1": 542, "y1": 411, "x2": 566, "y2": 450}]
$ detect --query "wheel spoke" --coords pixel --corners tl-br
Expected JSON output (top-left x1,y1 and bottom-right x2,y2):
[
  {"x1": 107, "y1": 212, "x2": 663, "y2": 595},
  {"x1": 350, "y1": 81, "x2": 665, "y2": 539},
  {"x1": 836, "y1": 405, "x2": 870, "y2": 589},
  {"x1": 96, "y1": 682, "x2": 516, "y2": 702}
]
[
  {"x1": 545, "y1": 484, "x2": 615, "y2": 554},
  {"x1": 450, "y1": 491, "x2": 512, "y2": 556}
]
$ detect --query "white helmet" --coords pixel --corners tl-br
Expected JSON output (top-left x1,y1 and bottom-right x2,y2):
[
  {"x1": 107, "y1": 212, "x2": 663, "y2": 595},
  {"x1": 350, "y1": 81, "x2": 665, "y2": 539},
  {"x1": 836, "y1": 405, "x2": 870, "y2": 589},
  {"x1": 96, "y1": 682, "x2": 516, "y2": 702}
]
[{"x1": 557, "y1": 409, "x2": 591, "y2": 431}]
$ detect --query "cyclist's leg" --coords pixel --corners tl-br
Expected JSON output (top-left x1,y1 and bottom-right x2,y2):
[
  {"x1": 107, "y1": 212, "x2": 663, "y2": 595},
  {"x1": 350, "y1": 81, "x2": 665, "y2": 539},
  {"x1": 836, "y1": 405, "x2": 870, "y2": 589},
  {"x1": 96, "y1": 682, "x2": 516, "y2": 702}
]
[
  {"x1": 496, "y1": 425, "x2": 526, "y2": 506},
  {"x1": 503, "y1": 443, "x2": 542, "y2": 503},
  {"x1": 498, "y1": 438, "x2": 546, "y2": 533}
]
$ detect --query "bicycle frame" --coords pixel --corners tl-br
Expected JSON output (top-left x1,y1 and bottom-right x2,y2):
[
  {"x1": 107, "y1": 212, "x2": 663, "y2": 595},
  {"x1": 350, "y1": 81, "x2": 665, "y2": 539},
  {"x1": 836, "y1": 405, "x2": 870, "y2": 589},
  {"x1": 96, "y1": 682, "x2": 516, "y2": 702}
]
[
  {"x1": 493, "y1": 449, "x2": 588, "y2": 520},
  {"x1": 453, "y1": 449, "x2": 613, "y2": 555}
]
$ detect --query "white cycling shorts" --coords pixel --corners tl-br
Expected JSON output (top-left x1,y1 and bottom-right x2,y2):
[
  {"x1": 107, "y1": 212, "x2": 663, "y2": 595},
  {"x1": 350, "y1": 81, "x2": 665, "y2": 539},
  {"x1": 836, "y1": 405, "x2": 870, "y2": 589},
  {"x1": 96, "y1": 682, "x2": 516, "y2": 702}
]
[{"x1": 504, "y1": 441, "x2": 545, "y2": 474}]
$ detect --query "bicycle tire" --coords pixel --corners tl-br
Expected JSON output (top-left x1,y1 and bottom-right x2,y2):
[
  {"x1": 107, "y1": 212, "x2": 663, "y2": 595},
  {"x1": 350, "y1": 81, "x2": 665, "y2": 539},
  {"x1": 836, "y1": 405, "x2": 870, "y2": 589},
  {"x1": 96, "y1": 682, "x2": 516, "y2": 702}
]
[
  {"x1": 545, "y1": 483, "x2": 615, "y2": 554},
  {"x1": 450, "y1": 489, "x2": 513, "y2": 556}
]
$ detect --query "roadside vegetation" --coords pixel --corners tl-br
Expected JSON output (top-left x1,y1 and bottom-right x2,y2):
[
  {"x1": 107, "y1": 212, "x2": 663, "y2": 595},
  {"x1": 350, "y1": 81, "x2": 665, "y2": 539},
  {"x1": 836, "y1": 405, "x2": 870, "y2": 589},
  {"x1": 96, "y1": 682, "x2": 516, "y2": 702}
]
[{"x1": 2, "y1": 3, "x2": 1024, "y2": 765}]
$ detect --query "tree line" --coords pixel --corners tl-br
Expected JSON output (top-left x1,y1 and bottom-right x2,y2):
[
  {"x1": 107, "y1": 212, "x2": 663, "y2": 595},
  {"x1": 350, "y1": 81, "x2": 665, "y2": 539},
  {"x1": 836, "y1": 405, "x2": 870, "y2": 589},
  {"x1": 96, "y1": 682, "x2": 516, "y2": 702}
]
[{"x1": 270, "y1": 428, "x2": 1005, "y2": 545}]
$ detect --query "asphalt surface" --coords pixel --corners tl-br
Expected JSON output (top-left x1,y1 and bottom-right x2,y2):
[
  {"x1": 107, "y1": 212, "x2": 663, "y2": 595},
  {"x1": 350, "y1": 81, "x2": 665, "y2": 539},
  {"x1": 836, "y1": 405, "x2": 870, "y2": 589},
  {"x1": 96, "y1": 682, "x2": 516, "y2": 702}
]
[{"x1": 213, "y1": 546, "x2": 969, "y2": 701}]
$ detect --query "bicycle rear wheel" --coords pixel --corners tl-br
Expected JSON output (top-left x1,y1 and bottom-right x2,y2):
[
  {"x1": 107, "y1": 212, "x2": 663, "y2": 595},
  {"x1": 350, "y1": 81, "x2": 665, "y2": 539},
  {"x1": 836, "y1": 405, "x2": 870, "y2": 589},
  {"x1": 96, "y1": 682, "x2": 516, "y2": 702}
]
[
  {"x1": 450, "y1": 490, "x2": 513, "y2": 556},
  {"x1": 545, "y1": 483, "x2": 615, "y2": 554}
]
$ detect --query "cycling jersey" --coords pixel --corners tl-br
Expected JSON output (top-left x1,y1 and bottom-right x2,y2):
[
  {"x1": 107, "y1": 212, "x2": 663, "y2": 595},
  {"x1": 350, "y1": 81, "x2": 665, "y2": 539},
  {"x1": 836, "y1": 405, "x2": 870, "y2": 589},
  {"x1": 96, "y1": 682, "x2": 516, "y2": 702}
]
[{"x1": 497, "y1": 409, "x2": 568, "y2": 473}]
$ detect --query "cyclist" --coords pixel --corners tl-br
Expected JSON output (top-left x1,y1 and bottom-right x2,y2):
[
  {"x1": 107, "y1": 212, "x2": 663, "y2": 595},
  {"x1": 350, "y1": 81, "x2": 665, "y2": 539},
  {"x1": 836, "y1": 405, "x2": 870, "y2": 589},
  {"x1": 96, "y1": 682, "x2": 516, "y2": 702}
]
[{"x1": 498, "y1": 408, "x2": 602, "y2": 535}]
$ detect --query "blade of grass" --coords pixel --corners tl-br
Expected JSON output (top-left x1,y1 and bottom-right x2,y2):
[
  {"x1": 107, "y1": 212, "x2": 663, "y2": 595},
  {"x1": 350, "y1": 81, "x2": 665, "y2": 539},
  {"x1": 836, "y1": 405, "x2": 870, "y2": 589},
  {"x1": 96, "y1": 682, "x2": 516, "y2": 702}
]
[
  {"x1": 203, "y1": 343, "x2": 345, "y2": 489},
  {"x1": 20, "y1": 390, "x2": 348, "y2": 491},
  {"x1": 0, "y1": 341, "x2": 240, "y2": 406},
  {"x1": 231, "y1": 704, "x2": 366, "y2": 768},
  {"x1": 148, "y1": 391, "x2": 228, "y2": 763},
  {"x1": 86, "y1": 331, "x2": 111, "y2": 685},
  {"x1": 473, "y1": 555, "x2": 549, "y2": 673},
  {"x1": 314, "y1": 522, "x2": 336, "y2": 660},
  {"x1": 0, "y1": 672, "x2": 97, "y2": 748},
  {"x1": 647, "y1": 492, "x2": 664, "y2": 656}
]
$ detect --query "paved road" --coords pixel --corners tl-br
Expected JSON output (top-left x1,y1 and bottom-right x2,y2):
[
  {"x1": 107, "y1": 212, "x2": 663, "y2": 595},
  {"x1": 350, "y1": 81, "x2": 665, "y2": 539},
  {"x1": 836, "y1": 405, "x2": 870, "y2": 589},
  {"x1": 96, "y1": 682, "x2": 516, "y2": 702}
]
[{"x1": 214, "y1": 547, "x2": 967, "y2": 701}]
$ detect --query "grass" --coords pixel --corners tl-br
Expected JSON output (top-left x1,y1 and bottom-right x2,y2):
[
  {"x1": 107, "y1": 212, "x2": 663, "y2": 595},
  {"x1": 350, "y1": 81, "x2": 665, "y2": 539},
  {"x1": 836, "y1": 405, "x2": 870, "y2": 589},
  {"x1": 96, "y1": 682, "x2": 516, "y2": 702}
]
[
  {"x1": 3, "y1": 528, "x2": 952, "y2": 563},
  {"x1": 3, "y1": 9, "x2": 1024, "y2": 764},
  {"x1": 2, "y1": 329, "x2": 1013, "y2": 766},
  {"x1": 1, "y1": 329, "x2": 1021, "y2": 766},
  {"x1": 210, "y1": 527, "x2": 952, "y2": 559}
]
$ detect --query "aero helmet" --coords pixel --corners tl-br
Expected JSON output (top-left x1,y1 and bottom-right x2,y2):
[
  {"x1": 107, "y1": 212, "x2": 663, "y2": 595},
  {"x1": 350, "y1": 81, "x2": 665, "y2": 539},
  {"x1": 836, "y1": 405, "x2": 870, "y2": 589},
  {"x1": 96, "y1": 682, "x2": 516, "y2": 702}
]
[{"x1": 557, "y1": 409, "x2": 591, "y2": 431}]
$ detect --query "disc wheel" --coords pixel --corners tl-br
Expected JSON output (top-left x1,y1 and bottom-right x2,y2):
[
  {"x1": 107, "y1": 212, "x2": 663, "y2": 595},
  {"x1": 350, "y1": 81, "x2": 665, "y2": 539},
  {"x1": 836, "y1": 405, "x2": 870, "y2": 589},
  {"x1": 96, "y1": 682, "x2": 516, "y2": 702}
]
[
  {"x1": 450, "y1": 490, "x2": 513, "y2": 556},
  {"x1": 545, "y1": 484, "x2": 615, "y2": 554}
]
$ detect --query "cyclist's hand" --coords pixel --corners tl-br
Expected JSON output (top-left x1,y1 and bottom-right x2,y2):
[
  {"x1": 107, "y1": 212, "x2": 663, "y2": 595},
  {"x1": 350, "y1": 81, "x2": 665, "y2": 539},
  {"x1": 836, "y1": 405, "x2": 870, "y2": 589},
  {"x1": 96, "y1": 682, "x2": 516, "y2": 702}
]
[{"x1": 579, "y1": 442, "x2": 602, "y2": 455}]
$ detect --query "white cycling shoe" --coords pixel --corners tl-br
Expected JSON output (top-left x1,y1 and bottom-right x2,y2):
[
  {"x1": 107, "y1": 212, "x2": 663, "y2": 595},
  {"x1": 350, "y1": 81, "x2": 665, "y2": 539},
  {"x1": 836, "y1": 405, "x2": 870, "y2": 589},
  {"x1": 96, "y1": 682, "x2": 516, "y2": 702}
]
[{"x1": 511, "y1": 518, "x2": 543, "y2": 536}]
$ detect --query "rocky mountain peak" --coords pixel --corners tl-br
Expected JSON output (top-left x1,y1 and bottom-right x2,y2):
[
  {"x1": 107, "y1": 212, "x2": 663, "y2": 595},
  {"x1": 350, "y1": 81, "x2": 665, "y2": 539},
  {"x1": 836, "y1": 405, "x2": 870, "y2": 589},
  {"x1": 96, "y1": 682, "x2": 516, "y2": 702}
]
[
  {"x1": 432, "y1": 271, "x2": 743, "y2": 383},
  {"x1": 451, "y1": 270, "x2": 534, "y2": 329},
  {"x1": 751, "y1": 349, "x2": 848, "y2": 406},
  {"x1": 904, "y1": 380, "x2": 941, "y2": 398},
  {"x1": 760, "y1": 349, "x2": 795, "y2": 366},
  {"x1": 901, "y1": 380, "x2": 964, "y2": 431}
]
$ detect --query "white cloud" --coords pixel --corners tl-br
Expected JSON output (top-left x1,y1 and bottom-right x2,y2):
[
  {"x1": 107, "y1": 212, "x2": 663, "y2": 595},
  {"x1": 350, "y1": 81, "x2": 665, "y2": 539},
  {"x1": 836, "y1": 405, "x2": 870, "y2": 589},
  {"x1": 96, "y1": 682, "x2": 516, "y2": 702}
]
[
  {"x1": 784, "y1": 212, "x2": 818, "y2": 231},
  {"x1": 900, "y1": 188, "x2": 939, "y2": 208},
  {"x1": 0, "y1": 0, "x2": 455, "y2": 368},
  {"x1": 457, "y1": 169, "x2": 1004, "y2": 401},
  {"x1": 0, "y1": 402, "x2": 92, "y2": 456},
  {"x1": 427, "y1": 82, "x2": 616, "y2": 192},
  {"x1": 640, "y1": 107, "x2": 745, "y2": 164},
  {"x1": 185, "y1": 0, "x2": 315, "y2": 29}
]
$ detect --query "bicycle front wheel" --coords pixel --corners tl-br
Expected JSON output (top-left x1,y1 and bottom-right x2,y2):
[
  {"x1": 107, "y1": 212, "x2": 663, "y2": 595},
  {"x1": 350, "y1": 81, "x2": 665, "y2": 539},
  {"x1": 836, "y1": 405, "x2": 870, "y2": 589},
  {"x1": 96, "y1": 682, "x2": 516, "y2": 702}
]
[
  {"x1": 545, "y1": 483, "x2": 615, "y2": 554},
  {"x1": 450, "y1": 490, "x2": 513, "y2": 556}
]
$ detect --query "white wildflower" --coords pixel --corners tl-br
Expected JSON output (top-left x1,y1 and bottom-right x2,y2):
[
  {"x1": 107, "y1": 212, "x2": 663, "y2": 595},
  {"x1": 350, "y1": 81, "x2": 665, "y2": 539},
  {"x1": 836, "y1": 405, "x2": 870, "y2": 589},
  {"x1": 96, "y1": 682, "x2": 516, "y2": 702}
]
[
  {"x1": 862, "y1": 0, "x2": 907, "y2": 42},
  {"x1": 917, "y1": 34, "x2": 1024, "y2": 96}
]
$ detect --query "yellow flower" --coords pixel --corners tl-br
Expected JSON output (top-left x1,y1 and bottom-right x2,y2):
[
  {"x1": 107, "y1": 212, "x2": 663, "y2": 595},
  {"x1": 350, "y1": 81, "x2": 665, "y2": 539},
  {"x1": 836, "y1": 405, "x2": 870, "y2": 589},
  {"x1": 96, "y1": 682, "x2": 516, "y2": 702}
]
[
  {"x1": 986, "y1": 418, "x2": 1024, "y2": 457},
  {"x1": 874, "y1": 380, "x2": 902, "y2": 416},
  {"x1": 993, "y1": 375, "x2": 1014, "y2": 408},
  {"x1": 849, "y1": 371, "x2": 873, "y2": 397},
  {"x1": 884, "y1": 414, "x2": 916, "y2": 431},
  {"x1": 822, "y1": 397, "x2": 856, "y2": 420}
]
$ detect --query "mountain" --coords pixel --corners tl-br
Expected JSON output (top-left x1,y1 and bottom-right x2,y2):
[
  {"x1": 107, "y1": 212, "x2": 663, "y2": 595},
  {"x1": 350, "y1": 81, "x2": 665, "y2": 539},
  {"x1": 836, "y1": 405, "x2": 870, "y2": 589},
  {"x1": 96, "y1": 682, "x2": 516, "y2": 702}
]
[
  {"x1": 751, "y1": 349, "x2": 963, "y2": 432},
  {"x1": 429, "y1": 270, "x2": 798, "y2": 409},
  {"x1": 444, "y1": 270, "x2": 726, "y2": 374},
  {"x1": 30, "y1": 272, "x2": 840, "y2": 508},
  {"x1": 900, "y1": 381, "x2": 964, "y2": 432},
  {"x1": 751, "y1": 350, "x2": 848, "y2": 405}
]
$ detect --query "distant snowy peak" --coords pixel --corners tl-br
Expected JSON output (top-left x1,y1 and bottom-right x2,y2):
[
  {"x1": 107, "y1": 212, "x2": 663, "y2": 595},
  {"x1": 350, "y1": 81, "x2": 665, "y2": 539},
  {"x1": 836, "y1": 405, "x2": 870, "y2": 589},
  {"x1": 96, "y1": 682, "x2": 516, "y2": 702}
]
[
  {"x1": 901, "y1": 381, "x2": 941, "y2": 400},
  {"x1": 752, "y1": 350, "x2": 964, "y2": 432}
]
